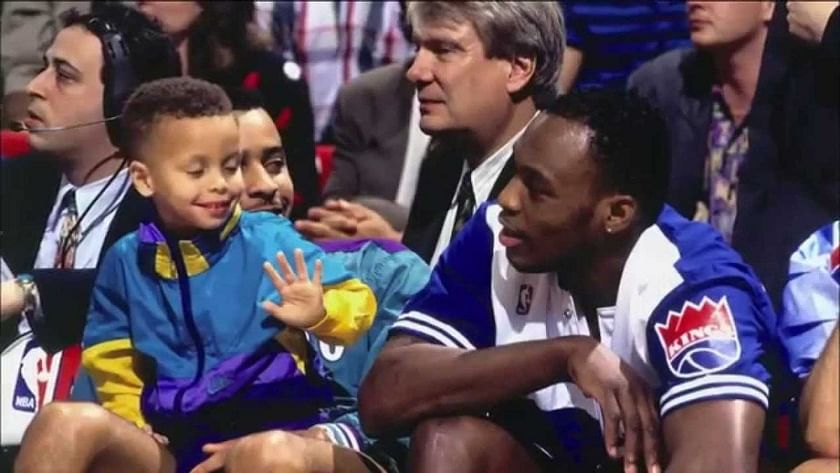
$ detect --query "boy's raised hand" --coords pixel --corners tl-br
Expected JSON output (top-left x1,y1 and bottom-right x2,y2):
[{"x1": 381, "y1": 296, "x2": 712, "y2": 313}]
[{"x1": 262, "y1": 249, "x2": 327, "y2": 328}]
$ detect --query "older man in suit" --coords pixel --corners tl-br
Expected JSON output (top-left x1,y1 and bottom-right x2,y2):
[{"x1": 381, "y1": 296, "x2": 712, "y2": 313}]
[{"x1": 297, "y1": 1, "x2": 566, "y2": 266}]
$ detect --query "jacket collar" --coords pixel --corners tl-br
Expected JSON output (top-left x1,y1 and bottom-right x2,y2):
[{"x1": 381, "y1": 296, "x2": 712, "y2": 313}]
[{"x1": 138, "y1": 205, "x2": 242, "y2": 279}]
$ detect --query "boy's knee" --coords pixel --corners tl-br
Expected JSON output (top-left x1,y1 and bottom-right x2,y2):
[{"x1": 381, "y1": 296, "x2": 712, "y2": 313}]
[
  {"x1": 35, "y1": 402, "x2": 111, "y2": 435},
  {"x1": 226, "y1": 431, "x2": 307, "y2": 473}
]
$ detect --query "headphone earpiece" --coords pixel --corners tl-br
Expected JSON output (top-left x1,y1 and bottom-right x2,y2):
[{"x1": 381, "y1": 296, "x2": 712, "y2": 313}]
[{"x1": 87, "y1": 18, "x2": 138, "y2": 148}]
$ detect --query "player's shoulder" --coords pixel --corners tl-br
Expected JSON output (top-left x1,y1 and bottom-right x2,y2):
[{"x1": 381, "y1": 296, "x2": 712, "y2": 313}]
[{"x1": 651, "y1": 206, "x2": 763, "y2": 290}]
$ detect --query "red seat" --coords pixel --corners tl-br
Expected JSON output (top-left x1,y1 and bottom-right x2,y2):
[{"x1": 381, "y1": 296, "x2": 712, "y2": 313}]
[
  {"x1": 315, "y1": 144, "x2": 335, "y2": 193},
  {"x1": 1, "y1": 130, "x2": 31, "y2": 158}
]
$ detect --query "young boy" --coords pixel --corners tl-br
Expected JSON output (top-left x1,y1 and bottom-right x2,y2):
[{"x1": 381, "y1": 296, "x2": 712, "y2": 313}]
[
  {"x1": 186, "y1": 95, "x2": 428, "y2": 473},
  {"x1": 81, "y1": 77, "x2": 377, "y2": 471}
]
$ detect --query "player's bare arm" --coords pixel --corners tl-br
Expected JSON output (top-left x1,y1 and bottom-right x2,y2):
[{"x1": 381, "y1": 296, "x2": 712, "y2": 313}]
[
  {"x1": 360, "y1": 333, "x2": 660, "y2": 470},
  {"x1": 662, "y1": 399, "x2": 765, "y2": 473}
]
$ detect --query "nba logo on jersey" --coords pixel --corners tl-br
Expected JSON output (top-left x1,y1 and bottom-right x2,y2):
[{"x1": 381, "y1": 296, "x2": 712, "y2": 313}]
[
  {"x1": 830, "y1": 244, "x2": 839, "y2": 284},
  {"x1": 516, "y1": 284, "x2": 533, "y2": 315},
  {"x1": 654, "y1": 296, "x2": 741, "y2": 378},
  {"x1": 12, "y1": 339, "x2": 55, "y2": 413}
]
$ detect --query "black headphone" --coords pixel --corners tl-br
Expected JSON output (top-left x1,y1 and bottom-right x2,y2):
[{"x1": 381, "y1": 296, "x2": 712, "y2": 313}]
[{"x1": 85, "y1": 16, "x2": 138, "y2": 148}]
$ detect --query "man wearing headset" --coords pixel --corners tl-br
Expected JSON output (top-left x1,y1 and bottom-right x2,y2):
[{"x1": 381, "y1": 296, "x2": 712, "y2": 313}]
[{"x1": 0, "y1": 3, "x2": 180, "y2": 465}]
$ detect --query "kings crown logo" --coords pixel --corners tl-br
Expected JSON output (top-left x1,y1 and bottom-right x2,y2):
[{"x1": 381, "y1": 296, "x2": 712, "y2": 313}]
[{"x1": 654, "y1": 296, "x2": 741, "y2": 378}]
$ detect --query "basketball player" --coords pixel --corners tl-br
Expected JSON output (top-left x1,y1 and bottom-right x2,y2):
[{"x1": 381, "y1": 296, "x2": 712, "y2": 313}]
[{"x1": 361, "y1": 90, "x2": 778, "y2": 473}]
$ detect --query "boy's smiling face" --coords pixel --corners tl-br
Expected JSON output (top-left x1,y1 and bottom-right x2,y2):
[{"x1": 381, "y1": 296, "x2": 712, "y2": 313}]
[{"x1": 129, "y1": 114, "x2": 243, "y2": 236}]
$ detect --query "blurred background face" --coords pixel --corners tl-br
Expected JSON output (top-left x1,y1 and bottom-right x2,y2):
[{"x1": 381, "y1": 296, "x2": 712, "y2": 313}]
[
  {"x1": 686, "y1": 1, "x2": 775, "y2": 49},
  {"x1": 406, "y1": 17, "x2": 512, "y2": 135},
  {"x1": 137, "y1": 1, "x2": 203, "y2": 38},
  {"x1": 24, "y1": 26, "x2": 110, "y2": 155},
  {"x1": 237, "y1": 108, "x2": 294, "y2": 216}
]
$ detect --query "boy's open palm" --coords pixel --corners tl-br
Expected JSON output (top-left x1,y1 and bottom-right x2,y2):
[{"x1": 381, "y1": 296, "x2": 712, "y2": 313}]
[{"x1": 262, "y1": 249, "x2": 326, "y2": 328}]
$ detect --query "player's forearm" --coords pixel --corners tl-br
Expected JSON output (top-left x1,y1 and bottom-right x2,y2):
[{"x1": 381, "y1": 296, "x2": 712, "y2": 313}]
[{"x1": 359, "y1": 335, "x2": 584, "y2": 436}]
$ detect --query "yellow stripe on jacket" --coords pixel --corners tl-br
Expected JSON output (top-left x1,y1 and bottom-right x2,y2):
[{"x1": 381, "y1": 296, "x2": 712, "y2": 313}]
[
  {"x1": 82, "y1": 339, "x2": 146, "y2": 428},
  {"x1": 307, "y1": 278, "x2": 377, "y2": 346}
]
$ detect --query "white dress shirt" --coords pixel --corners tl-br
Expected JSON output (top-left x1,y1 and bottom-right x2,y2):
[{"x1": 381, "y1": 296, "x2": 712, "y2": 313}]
[
  {"x1": 395, "y1": 91, "x2": 432, "y2": 208},
  {"x1": 430, "y1": 113, "x2": 538, "y2": 265},
  {"x1": 34, "y1": 169, "x2": 131, "y2": 271}
]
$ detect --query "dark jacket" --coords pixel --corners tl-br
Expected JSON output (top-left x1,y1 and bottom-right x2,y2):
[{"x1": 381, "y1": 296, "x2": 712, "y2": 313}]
[
  {"x1": 323, "y1": 62, "x2": 414, "y2": 202},
  {"x1": 628, "y1": 5, "x2": 840, "y2": 311},
  {"x1": 1, "y1": 152, "x2": 151, "y2": 351}
]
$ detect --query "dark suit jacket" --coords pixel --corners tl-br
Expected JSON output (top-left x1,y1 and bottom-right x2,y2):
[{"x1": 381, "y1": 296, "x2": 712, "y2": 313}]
[
  {"x1": 1, "y1": 152, "x2": 151, "y2": 351},
  {"x1": 402, "y1": 138, "x2": 515, "y2": 264},
  {"x1": 628, "y1": 5, "x2": 840, "y2": 311},
  {"x1": 323, "y1": 62, "x2": 415, "y2": 202}
]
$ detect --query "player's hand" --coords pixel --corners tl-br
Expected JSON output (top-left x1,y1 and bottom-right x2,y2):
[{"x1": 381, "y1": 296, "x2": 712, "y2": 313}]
[
  {"x1": 787, "y1": 1, "x2": 838, "y2": 44},
  {"x1": 191, "y1": 439, "x2": 239, "y2": 473},
  {"x1": 262, "y1": 249, "x2": 326, "y2": 328},
  {"x1": 566, "y1": 337, "x2": 661, "y2": 473},
  {"x1": 140, "y1": 424, "x2": 169, "y2": 446}
]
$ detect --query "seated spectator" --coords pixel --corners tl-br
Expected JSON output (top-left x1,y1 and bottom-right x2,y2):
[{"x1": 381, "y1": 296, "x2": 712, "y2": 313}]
[
  {"x1": 296, "y1": 1, "x2": 566, "y2": 269},
  {"x1": 14, "y1": 77, "x2": 376, "y2": 473},
  {"x1": 558, "y1": 0, "x2": 691, "y2": 92},
  {"x1": 1, "y1": 2, "x2": 93, "y2": 128},
  {"x1": 137, "y1": 0, "x2": 320, "y2": 219},
  {"x1": 188, "y1": 91, "x2": 430, "y2": 473},
  {"x1": 794, "y1": 325, "x2": 839, "y2": 473},
  {"x1": 0, "y1": 4, "x2": 179, "y2": 466},
  {"x1": 317, "y1": 60, "x2": 422, "y2": 235},
  {"x1": 361, "y1": 90, "x2": 780, "y2": 473},
  {"x1": 628, "y1": 1, "x2": 840, "y2": 311}
]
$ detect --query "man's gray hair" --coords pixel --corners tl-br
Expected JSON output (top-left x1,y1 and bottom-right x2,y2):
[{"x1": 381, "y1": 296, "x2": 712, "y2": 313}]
[{"x1": 406, "y1": 1, "x2": 565, "y2": 108}]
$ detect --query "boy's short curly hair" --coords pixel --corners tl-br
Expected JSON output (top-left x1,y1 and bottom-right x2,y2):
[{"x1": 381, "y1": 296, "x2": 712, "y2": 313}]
[{"x1": 121, "y1": 77, "x2": 232, "y2": 161}]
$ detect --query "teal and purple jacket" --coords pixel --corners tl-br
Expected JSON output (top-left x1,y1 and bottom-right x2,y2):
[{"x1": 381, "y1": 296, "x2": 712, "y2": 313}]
[
  {"x1": 81, "y1": 209, "x2": 376, "y2": 468},
  {"x1": 311, "y1": 239, "x2": 430, "y2": 453}
]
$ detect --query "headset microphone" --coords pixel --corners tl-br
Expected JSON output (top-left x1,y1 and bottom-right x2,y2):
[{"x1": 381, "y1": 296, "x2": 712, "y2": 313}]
[{"x1": 11, "y1": 115, "x2": 120, "y2": 133}]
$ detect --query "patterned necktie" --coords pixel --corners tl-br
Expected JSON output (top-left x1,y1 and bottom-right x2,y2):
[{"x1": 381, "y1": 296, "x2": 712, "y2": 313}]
[
  {"x1": 54, "y1": 190, "x2": 80, "y2": 269},
  {"x1": 451, "y1": 171, "x2": 475, "y2": 239}
]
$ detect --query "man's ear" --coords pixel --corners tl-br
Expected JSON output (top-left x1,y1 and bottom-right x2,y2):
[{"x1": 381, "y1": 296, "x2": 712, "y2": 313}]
[
  {"x1": 599, "y1": 194, "x2": 637, "y2": 236},
  {"x1": 129, "y1": 160, "x2": 155, "y2": 198},
  {"x1": 506, "y1": 55, "x2": 537, "y2": 95}
]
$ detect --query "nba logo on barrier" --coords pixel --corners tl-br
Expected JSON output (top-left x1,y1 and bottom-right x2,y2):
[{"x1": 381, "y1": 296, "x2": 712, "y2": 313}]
[
  {"x1": 654, "y1": 296, "x2": 741, "y2": 378},
  {"x1": 13, "y1": 339, "x2": 55, "y2": 413}
]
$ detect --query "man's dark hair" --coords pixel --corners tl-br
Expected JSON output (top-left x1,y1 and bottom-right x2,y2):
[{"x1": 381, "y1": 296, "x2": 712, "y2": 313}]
[
  {"x1": 60, "y1": 4, "x2": 181, "y2": 89},
  {"x1": 121, "y1": 77, "x2": 233, "y2": 160},
  {"x1": 545, "y1": 90, "x2": 671, "y2": 224}
]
